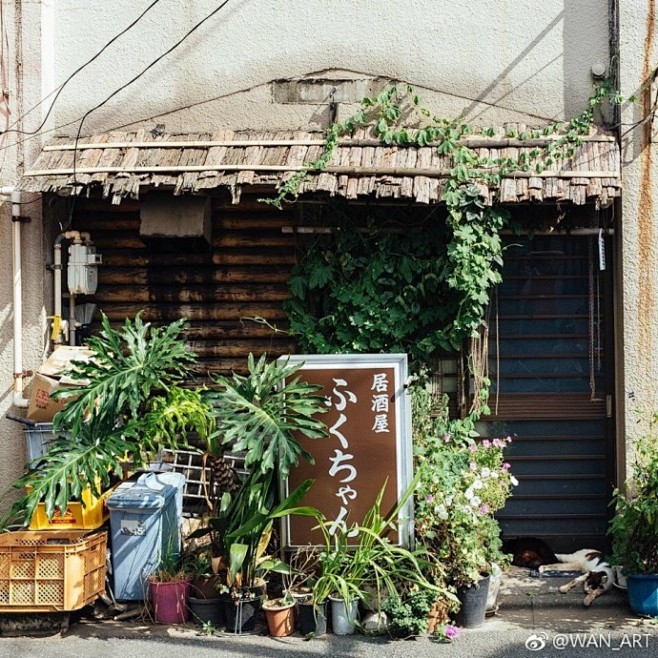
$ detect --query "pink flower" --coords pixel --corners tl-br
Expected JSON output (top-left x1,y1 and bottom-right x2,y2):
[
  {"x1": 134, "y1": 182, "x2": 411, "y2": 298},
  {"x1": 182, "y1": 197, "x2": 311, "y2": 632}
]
[
  {"x1": 445, "y1": 624, "x2": 461, "y2": 639},
  {"x1": 502, "y1": 462, "x2": 510, "y2": 471},
  {"x1": 469, "y1": 461, "x2": 477, "y2": 471},
  {"x1": 443, "y1": 434, "x2": 451, "y2": 443},
  {"x1": 492, "y1": 438, "x2": 503, "y2": 447},
  {"x1": 479, "y1": 504, "x2": 489, "y2": 514},
  {"x1": 468, "y1": 444, "x2": 477, "y2": 453},
  {"x1": 426, "y1": 494, "x2": 434, "y2": 503},
  {"x1": 482, "y1": 439, "x2": 491, "y2": 448}
]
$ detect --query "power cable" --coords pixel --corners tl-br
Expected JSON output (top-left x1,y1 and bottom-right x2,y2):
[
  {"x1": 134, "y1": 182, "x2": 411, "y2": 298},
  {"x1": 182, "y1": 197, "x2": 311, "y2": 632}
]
[
  {"x1": 0, "y1": 0, "x2": 164, "y2": 137},
  {"x1": 70, "y1": 0, "x2": 233, "y2": 185}
]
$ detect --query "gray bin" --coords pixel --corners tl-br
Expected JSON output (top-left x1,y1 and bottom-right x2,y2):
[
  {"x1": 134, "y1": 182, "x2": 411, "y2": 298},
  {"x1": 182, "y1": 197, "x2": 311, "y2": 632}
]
[{"x1": 106, "y1": 471, "x2": 185, "y2": 601}]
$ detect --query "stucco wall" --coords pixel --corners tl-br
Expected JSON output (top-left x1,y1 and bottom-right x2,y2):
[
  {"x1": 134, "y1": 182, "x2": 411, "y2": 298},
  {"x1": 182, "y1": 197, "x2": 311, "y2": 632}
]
[
  {"x1": 46, "y1": 0, "x2": 609, "y2": 135},
  {"x1": 0, "y1": 0, "x2": 51, "y2": 513},
  {"x1": 618, "y1": 2, "x2": 658, "y2": 479}
]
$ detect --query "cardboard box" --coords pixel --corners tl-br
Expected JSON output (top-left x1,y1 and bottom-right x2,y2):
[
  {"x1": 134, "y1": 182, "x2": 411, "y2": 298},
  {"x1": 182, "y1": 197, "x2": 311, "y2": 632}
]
[
  {"x1": 26, "y1": 346, "x2": 91, "y2": 422},
  {"x1": 38, "y1": 345, "x2": 94, "y2": 378},
  {"x1": 26, "y1": 373, "x2": 68, "y2": 423}
]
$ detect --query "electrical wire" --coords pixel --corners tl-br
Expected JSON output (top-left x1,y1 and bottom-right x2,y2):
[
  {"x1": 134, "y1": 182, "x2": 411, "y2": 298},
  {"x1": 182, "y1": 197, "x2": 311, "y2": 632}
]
[
  {"x1": 0, "y1": 0, "x2": 164, "y2": 137},
  {"x1": 70, "y1": 0, "x2": 233, "y2": 188}
]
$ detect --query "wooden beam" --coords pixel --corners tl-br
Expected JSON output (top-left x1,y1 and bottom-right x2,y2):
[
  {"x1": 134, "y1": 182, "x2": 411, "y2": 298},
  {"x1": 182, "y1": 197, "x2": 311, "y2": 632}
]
[{"x1": 23, "y1": 164, "x2": 620, "y2": 179}]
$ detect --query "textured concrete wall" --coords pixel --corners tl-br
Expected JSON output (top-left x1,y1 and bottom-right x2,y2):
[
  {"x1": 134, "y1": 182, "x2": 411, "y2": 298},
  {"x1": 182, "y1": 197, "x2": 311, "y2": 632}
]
[
  {"x1": 46, "y1": 0, "x2": 609, "y2": 134},
  {"x1": 0, "y1": 0, "x2": 51, "y2": 513},
  {"x1": 618, "y1": 1, "x2": 658, "y2": 479}
]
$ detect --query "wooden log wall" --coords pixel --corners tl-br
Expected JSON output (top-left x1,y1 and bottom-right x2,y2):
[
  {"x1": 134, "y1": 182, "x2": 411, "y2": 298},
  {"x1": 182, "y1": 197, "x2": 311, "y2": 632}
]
[{"x1": 72, "y1": 191, "x2": 301, "y2": 377}]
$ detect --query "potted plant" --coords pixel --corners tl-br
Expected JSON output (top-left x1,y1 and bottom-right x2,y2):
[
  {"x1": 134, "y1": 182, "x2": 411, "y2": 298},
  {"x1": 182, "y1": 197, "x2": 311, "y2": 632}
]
[
  {"x1": 609, "y1": 412, "x2": 658, "y2": 616},
  {"x1": 413, "y1": 390, "x2": 517, "y2": 628},
  {"x1": 148, "y1": 551, "x2": 191, "y2": 624},
  {"x1": 262, "y1": 592, "x2": 297, "y2": 638},
  {"x1": 307, "y1": 477, "x2": 452, "y2": 636},
  {"x1": 184, "y1": 548, "x2": 225, "y2": 627},
  {"x1": 8, "y1": 312, "x2": 215, "y2": 525},
  {"x1": 189, "y1": 353, "x2": 329, "y2": 632}
]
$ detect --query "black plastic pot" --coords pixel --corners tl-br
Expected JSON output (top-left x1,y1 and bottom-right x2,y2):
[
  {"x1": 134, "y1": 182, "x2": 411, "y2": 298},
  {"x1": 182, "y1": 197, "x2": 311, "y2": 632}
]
[
  {"x1": 188, "y1": 596, "x2": 224, "y2": 627},
  {"x1": 297, "y1": 600, "x2": 328, "y2": 636},
  {"x1": 223, "y1": 595, "x2": 261, "y2": 634},
  {"x1": 455, "y1": 574, "x2": 490, "y2": 629}
]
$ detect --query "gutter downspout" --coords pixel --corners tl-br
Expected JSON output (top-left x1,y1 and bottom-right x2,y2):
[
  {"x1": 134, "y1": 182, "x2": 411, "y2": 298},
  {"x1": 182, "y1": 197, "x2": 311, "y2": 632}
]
[{"x1": 3, "y1": 186, "x2": 29, "y2": 408}]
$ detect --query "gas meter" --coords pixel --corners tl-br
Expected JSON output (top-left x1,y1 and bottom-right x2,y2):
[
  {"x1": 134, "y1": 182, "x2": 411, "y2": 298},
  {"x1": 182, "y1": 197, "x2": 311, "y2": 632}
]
[{"x1": 67, "y1": 242, "x2": 102, "y2": 294}]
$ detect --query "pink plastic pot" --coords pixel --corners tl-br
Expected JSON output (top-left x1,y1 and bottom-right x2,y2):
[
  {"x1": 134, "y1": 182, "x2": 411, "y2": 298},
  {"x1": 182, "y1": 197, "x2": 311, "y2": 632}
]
[{"x1": 149, "y1": 579, "x2": 190, "y2": 624}]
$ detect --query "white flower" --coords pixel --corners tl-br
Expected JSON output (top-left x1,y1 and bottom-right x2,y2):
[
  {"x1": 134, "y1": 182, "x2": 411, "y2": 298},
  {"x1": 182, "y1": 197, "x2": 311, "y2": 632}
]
[
  {"x1": 481, "y1": 466, "x2": 491, "y2": 478},
  {"x1": 472, "y1": 479, "x2": 484, "y2": 490},
  {"x1": 470, "y1": 495, "x2": 482, "y2": 508},
  {"x1": 464, "y1": 488, "x2": 474, "y2": 500},
  {"x1": 434, "y1": 504, "x2": 449, "y2": 520},
  {"x1": 490, "y1": 471, "x2": 499, "y2": 479},
  {"x1": 510, "y1": 475, "x2": 519, "y2": 486},
  {"x1": 445, "y1": 495, "x2": 454, "y2": 507}
]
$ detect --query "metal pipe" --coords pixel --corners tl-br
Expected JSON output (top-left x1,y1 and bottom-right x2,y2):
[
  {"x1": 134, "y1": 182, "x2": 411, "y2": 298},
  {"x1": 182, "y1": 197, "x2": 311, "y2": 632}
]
[
  {"x1": 53, "y1": 241, "x2": 62, "y2": 343},
  {"x1": 8, "y1": 188, "x2": 28, "y2": 408}
]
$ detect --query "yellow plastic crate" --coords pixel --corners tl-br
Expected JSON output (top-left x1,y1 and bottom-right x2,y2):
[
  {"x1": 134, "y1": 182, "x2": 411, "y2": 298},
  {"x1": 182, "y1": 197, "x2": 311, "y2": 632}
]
[
  {"x1": 28, "y1": 484, "x2": 114, "y2": 531},
  {"x1": 0, "y1": 530, "x2": 107, "y2": 612}
]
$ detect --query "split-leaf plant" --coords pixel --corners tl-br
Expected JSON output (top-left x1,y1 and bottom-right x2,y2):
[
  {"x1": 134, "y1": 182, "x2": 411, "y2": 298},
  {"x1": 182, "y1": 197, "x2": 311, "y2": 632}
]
[
  {"x1": 8, "y1": 312, "x2": 215, "y2": 524},
  {"x1": 192, "y1": 353, "x2": 329, "y2": 592}
]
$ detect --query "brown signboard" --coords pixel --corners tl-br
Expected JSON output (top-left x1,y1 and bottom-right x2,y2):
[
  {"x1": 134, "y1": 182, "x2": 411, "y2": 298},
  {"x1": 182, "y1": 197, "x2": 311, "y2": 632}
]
[{"x1": 280, "y1": 354, "x2": 413, "y2": 547}]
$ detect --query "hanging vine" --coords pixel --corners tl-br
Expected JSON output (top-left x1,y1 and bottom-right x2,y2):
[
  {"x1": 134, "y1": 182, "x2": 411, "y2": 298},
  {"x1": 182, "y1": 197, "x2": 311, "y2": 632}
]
[{"x1": 264, "y1": 82, "x2": 621, "y2": 409}]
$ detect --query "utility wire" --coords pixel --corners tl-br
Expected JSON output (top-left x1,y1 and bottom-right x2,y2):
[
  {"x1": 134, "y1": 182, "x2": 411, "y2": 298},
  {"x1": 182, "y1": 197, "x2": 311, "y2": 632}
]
[
  {"x1": 0, "y1": 0, "x2": 164, "y2": 137},
  {"x1": 70, "y1": 0, "x2": 233, "y2": 187}
]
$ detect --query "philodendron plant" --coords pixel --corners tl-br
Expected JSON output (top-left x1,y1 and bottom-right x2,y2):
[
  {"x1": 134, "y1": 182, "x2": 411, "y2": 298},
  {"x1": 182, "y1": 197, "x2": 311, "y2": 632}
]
[
  {"x1": 8, "y1": 312, "x2": 215, "y2": 525},
  {"x1": 191, "y1": 353, "x2": 329, "y2": 591}
]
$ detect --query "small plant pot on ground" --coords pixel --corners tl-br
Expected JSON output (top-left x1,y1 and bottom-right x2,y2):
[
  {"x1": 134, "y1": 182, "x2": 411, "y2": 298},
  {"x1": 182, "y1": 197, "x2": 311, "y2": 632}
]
[
  {"x1": 454, "y1": 574, "x2": 490, "y2": 629},
  {"x1": 626, "y1": 573, "x2": 658, "y2": 616},
  {"x1": 329, "y1": 596, "x2": 359, "y2": 635},
  {"x1": 263, "y1": 598, "x2": 295, "y2": 637},
  {"x1": 297, "y1": 600, "x2": 328, "y2": 636},
  {"x1": 149, "y1": 580, "x2": 190, "y2": 624},
  {"x1": 223, "y1": 594, "x2": 261, "y2": 634},
  {"x1": 189, "y1": 596, "x2": 224, "y2": 627}
]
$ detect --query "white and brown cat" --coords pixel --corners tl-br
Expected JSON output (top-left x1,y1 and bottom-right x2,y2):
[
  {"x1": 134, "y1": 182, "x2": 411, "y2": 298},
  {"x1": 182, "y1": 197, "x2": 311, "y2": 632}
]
[{"x1": 538, "y1": 549, "x2": 613, "y2": 606}]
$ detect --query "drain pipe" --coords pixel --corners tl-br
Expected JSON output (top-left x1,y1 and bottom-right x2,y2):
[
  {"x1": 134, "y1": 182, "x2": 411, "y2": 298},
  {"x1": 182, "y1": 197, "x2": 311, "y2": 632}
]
[{"x1": 3, "y1": 186, "x2": 29, "y2": 408}]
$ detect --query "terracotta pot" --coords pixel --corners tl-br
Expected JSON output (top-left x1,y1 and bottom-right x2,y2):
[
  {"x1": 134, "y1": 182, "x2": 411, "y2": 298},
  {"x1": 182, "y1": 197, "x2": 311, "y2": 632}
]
[{"x1": 263, "y1": 599, "x2": 295, "y2": 637}]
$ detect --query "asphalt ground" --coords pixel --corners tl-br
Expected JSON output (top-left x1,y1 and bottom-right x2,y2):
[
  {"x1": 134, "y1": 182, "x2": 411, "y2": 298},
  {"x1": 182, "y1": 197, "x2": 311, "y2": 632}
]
[{"x1": 0, "y1": 567, "x2": 656, "y2": 658}]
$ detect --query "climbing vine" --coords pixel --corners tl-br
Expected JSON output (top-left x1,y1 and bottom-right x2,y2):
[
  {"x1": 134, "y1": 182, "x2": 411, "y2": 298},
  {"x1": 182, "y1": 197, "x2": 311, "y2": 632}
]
[{"x1": 266, "y1": 82, "x2": 620, "y2": 399}]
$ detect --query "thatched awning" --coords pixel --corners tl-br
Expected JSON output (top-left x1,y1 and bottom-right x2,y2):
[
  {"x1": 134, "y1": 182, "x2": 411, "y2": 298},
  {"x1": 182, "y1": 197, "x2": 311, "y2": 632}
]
[{"x1": 19, "y1": 127, "x2": 621, "y2": 206}]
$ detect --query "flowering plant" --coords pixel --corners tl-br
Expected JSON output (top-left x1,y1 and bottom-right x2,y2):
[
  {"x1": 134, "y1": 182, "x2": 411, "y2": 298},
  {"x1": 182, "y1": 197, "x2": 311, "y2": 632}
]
[{"x1": 413, "y1": 390, "x2": 517, "y2": 587}]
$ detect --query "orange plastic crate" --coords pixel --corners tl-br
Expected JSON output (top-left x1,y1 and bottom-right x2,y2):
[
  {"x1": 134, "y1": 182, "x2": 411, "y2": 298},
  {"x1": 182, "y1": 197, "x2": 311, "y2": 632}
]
[{"x1": 0, "y1": 530, "x2": 107, "y2": 612}]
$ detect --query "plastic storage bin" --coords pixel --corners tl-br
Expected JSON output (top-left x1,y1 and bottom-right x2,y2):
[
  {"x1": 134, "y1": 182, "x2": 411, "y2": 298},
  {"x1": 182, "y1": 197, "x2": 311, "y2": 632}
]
[
  {"x1": 106, "y1": 472, "x2": 185, "y2": 601},
  {"x1": 6, "y1": 415, "x2": 56, "y2": 462},
  {"x1": 23, "y1": 422, "x2": 55, "y2": 461},
  {"x1": 0, "y1": 530, "x2": 107, "y2": 612}
]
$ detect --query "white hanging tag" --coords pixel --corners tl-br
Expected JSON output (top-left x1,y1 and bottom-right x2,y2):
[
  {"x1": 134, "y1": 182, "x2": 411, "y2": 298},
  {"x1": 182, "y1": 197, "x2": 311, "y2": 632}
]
[{"x1": 598, "y1": 229, "x2": 606, "y2": 270}]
